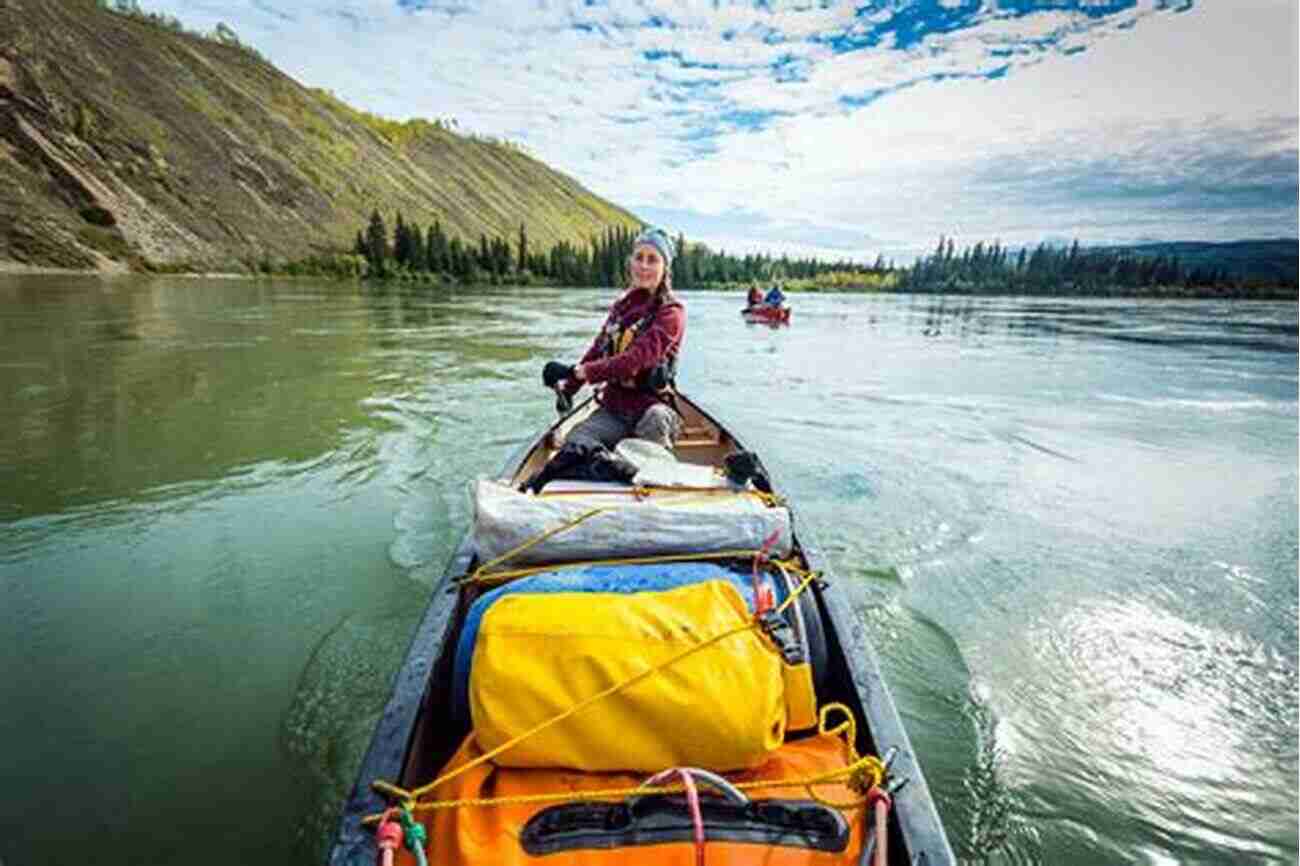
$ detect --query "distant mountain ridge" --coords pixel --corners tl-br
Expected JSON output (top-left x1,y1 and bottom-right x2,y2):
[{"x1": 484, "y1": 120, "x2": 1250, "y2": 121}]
[
  {"x1": 0, "y1": 0, "x2": 640, "y2": 272},
  {"x1": 1099, "y1": 239, "x2": 1298, "y2": 284}
]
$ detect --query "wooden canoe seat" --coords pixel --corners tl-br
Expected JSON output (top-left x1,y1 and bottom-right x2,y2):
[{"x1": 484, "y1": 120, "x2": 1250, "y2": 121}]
[
  {"x1": 542, "y1": 424, "x2": 725, "y2": 454},
  {"x1": 675, "y1": 426, "x2": 723, "y2": 448}
]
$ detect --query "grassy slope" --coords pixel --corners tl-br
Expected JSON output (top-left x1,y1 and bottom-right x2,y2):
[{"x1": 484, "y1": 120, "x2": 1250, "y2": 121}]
[{"x1": 0, "y1": 0, "x2": 640, "y2": 271}]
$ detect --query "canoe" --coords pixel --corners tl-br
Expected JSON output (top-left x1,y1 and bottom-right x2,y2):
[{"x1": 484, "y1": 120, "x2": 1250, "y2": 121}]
[
  {"x1": 327, "y1": 392, "x2": 955, "y2": 866},
  {"x1": 743, "y1": 305, "x2": 792, "y2": 325}
]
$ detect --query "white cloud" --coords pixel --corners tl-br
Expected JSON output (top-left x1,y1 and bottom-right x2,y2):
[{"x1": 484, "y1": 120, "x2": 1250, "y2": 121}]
[{"x1": 144, "y1": 0, "x2": 1297, "y2": 261}]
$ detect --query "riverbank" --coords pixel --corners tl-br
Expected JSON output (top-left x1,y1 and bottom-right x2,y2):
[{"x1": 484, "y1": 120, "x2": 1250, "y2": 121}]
[
  {"x1": 0, "y1": 259, "x2": 254, "y2": 279},
  {"x1": 2, "y1": 260, "x2": 1293, "y2": 301},
  {"x1": 0, "y1": 259, "x2": 124, "y2": 276}
]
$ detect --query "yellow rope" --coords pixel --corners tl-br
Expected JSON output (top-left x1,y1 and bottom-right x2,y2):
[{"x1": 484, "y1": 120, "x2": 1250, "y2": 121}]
[
  {"x1": 366, "y1": 755, "x2": 882, "y2": 819},
  {"x1": 538, "y1": 485, "x2": 780, "y2": 507},
  {"x1": 801, "y1": 703, "x2": 883, "y2": 809},
  {"x1": 459, "y1": 549, "x2": 770, "y2": 587},
  {"x1": 469, "y1": 505, "x2": 609, "y2": 579},
  {"x1": 774, "y1": 570, "x2": 816, "y2": 616},
  {"x1": 363, "y1": 702, "x2": 882, "y2": 824}
]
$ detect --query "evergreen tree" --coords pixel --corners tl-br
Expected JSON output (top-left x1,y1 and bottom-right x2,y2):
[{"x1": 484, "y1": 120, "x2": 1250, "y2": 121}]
[
  {"x1": 413, "y1": 223, "x2": 429, "y2": 271},
  {"x1": 393, "y1": 213, "x2": 412, "y2": 269},
  {"x1": 491, "y1": 235, "x2": 511, "y2": 277},
  {"x1": 448, "y1": 237, "x2": 467, "y2": 281},
  {"x1": 517, "y1": 222, "x2": 528, "y2": 273},
  {"x1": 428, "y1": 220, "x2": 448, "y2": 273},
  {"x1": 365, "y1": 209, "x2": 387, "y2": 276}
]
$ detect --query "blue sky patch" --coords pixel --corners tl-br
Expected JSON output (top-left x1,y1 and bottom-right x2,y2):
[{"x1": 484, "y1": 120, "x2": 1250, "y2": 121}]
[{"x1": 395, "y1": 0, "x2": 475, "y2": 14}]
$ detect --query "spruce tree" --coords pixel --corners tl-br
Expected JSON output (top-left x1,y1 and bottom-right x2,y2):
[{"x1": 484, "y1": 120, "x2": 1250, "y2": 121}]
[
  {"x1": 410, "y1": 223, "x2": 427, "y2": 271},
  {"x1": 428, "y1": 220, "x2": 448, "y2": 273},
  {"x1": 393, "y1": 213, "x2": 410, "y2": 269},
  {"x1": 501, "y1": 236, "x2": 514, "y2": 276},
  {"x1": 365, "y1": 209, "x2": 388, "y2": 277}
]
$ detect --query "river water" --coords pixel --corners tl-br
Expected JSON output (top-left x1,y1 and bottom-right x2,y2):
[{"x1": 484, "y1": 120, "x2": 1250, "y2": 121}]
[{"x1": 0, "y1": 276, "x2": 1295, "y2": 866}]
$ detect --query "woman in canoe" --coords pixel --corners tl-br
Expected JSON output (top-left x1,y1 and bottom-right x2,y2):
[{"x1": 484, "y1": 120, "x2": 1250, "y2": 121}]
[{"x1": 523, "y1": 227, "x2": 686, "y2": 492}]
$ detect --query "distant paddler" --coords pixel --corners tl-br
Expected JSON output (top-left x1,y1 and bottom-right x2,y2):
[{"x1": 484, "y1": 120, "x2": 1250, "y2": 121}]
[{"x1": 764, "y1": 282, "x2": 786, "y2": 308}]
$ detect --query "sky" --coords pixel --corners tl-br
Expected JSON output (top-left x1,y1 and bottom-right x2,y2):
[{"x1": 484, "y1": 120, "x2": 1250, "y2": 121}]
[{"x1": 139, "y1": 0, "x2": 1297, "y2": 263}]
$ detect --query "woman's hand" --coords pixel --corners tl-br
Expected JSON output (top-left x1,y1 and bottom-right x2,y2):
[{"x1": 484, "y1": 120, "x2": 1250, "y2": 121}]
[{"x1": 542, "y1": 361, "x2": 575, "y2": 388}]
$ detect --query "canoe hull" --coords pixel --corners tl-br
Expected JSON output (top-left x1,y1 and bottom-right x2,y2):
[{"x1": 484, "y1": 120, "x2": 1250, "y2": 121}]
[
  {"x1": 743, "y1": 305, "x2": 792, "y2": 325},
  {"x1": 327, "y1": 393, "x2": 954, "y2": 866}
]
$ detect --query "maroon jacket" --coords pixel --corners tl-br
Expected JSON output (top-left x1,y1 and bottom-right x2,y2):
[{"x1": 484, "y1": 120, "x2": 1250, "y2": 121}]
[{"x1": 567, "y1": 287, "x2": 686, "y2": 418}]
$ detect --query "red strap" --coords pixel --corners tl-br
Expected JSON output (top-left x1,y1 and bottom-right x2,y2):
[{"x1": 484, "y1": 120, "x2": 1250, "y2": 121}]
[
  {"x1": 645, "y1": 769, "x2": 707, "y2": 866},
  {"x1": 678, "y1": 768, "x2": 705, "y2": 866},
  {"x1": 375, "y1": 810, "x2": 403, "y2": 866},
  {"x1": 751, "y1": 529, "x2": 782, "y2": 614}
]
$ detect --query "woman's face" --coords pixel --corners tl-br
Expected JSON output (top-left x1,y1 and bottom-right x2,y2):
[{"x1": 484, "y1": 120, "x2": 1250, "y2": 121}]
[{"x1": 629, "y1": 243, "x2": 666, "y2": 290}]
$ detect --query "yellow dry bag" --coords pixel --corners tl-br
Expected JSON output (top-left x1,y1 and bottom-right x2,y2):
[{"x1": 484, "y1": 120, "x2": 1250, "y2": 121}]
[{"x1": 469, "y1": 580, "x2": 786, "y2": 773}]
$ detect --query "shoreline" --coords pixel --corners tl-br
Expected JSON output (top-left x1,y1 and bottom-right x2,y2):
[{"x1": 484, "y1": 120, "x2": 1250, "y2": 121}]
[
  {"x1": 0, "y1": 260, "x2": 114, "y2": 276},
  {"x1": 0, "y1": 260, "x2": 248, "y2": 279},
  {"x1": 1, "y1": 260, "x2": 1293, "y2": 300}
]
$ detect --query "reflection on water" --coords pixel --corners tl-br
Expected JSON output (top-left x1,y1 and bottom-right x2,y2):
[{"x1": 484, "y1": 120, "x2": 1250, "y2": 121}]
[
  {"x1": 1011, "y1": 598, "x2": 1298, "y2": 864},
  {"x1": 0, "y1": 277, "x2": 1295, "y2": 866},
  {"x1": 904, "y1": 294, "x2": 1299, "y2": 354}
]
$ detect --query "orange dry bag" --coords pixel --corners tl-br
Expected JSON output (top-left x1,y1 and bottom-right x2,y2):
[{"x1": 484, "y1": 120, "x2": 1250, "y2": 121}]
[{"x1": 399, "y1": 733, "x2": 867, "y2": 866}]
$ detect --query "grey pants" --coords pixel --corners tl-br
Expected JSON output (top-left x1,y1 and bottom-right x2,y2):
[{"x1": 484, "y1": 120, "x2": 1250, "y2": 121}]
[{"x1": 565, "y1": 403, "x2": 683, "y2": 451}]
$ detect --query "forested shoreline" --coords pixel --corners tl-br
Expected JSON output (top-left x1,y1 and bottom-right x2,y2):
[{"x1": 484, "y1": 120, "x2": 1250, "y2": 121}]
[
  {"x1": 335, "y1": 212, "x2": 882, "y2": 290},
  {"x1": 269, "y1": 212, "x2": 1294, "y2": 300},
  {"x1": 898, "y1": 237, "x2": 1296, "y2": 298}
]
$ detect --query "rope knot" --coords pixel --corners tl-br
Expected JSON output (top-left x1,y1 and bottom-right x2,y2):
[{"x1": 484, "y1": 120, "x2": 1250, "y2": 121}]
[
  {"x1": 847, "y1": 765, "x2": 875, "y2": 796},
  {"x1": 818, "y1": 702, "x2": 857, "y2": 746}
]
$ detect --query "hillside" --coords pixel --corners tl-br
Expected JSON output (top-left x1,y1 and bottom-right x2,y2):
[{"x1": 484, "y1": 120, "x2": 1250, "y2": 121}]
[{"x1": 0, "y1": 0, "x2": 641, "y2": 272}]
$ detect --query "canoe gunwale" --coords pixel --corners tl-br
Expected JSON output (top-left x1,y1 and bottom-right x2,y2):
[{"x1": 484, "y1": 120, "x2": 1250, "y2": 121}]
[
  {"x1": 681, "y1": 399, "x2": 955, "y2": 864},
  {"x1": 791, "y1": 518, "x2": 955, "y2": 864},
  {"x1": 326, "y1": 436, "x2": 530, "y2": 866},
  {"x1": 327, "y1": 393, "x2": 955, "y2": 866}
]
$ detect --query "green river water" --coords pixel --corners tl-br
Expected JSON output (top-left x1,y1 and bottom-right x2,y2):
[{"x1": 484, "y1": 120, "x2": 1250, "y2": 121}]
[{"x1": 0, "y1": 276, "x2": 1295, "y2": 865}]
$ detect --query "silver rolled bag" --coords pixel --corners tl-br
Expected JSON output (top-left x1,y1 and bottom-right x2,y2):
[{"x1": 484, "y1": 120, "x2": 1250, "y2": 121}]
[{"x1": 471, "y1": 442, "x2": 792, "y2": 567}]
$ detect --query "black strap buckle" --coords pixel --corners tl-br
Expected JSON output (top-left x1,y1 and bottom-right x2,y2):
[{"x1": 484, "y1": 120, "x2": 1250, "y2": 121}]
[{"x1": 758, "y1": 609, "x2": 806, "y2": 665}]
